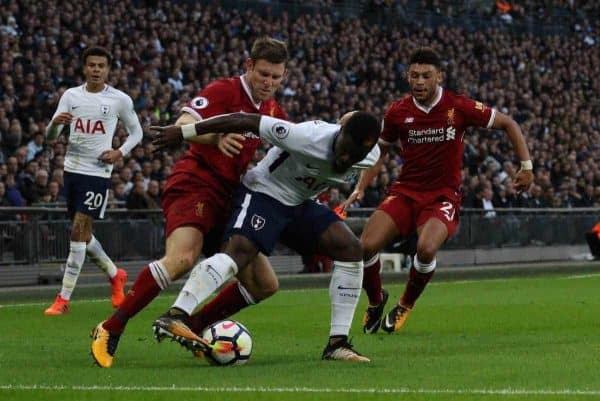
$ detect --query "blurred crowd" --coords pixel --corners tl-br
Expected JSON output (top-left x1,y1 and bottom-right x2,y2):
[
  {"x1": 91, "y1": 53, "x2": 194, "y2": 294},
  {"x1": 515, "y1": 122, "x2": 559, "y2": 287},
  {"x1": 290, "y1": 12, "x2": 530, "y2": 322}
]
[{"x1": 0, "y1": 0, "x2": 598, "y2": 214}]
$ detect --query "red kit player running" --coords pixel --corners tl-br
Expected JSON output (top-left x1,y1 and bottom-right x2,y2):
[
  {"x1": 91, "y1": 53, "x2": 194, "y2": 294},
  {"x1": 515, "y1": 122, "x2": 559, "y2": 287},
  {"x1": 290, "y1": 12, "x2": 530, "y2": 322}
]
[
  {"x1": 91, "y1": 37, "x2": 288, "y2": 367},
  {"x1": 343, "y1": 47, "x2": 534, "y2": 334}
]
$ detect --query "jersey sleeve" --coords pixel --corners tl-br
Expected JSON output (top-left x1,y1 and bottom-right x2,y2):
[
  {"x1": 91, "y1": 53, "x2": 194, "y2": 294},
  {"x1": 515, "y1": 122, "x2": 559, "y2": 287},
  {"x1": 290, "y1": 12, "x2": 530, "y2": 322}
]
[
  {"x1": 353, "y1": 144, "x2": 381, "y2": 170},
  {"x1": 181, "y1": 81, "x2": 233, "y2": 121},
  {"x1": 380, "y1": 107, "x2": 400, "y2": 145},
  {"x1": 51, "y1": 90, "x2": 71, "y2": 119},
  {"x1": 117, "y1": 95, "x2": 143, "y2": 156},
  {"x1": 258, "y1": 116, "x2": 324, "y2": 158},
  {"x1": 457, "y1": 95, "x2": 495, "y2": 128}
]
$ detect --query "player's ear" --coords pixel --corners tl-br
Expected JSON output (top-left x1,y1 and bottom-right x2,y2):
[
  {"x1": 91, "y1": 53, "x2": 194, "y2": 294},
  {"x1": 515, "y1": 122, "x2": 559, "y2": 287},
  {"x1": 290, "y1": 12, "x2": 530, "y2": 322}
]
[
  {"x1": 245, "y1": 58, "x2": 254, "y2": 72},
  {"x1": 436, "y1": 69, "x2": 443, "y2": 85}
]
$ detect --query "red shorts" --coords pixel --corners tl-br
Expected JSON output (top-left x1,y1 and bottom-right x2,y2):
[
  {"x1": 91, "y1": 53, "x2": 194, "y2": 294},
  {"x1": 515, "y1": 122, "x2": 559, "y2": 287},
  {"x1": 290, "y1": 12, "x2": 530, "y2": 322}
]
[
  {"x1": 378, "y1": 187, "x2": 462, "y2": 238},
  {"x1": 161, "y1": 179, "x2": 233, "y2": 257}
]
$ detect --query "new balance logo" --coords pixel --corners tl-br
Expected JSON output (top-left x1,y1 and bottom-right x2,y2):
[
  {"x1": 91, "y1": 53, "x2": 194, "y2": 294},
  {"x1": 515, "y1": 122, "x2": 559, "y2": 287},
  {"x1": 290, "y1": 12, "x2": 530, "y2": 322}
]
[{"x1": 404, "y1": 117, "x2": 414, "y2": 123}]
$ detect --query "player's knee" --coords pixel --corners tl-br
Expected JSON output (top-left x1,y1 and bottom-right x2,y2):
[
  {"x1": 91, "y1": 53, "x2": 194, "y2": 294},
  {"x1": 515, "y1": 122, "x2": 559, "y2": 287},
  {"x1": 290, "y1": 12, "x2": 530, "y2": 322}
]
[
  {"x1": 163, "y1": 249, "x2": 199, "y2": 278},
  {"x1": 416, "y1": 242, "x2": 437, "y2": 264},
  {"x1": 360, "y1": 236, "x2": 379, "y2": 261},
  {"x1": 338, "y1": 236, "x2": 364, "y2": 262}
]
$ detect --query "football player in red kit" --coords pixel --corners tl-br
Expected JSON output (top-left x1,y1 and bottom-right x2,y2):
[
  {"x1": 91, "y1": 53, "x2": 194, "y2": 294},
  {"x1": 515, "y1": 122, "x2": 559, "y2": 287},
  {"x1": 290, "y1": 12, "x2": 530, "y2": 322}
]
[
  {"x1": 91, "y1": 37, "x2": 289, "y2": 367},
  {"x1": 343, "y1": 47, "x2": 534, "y2": 333}
]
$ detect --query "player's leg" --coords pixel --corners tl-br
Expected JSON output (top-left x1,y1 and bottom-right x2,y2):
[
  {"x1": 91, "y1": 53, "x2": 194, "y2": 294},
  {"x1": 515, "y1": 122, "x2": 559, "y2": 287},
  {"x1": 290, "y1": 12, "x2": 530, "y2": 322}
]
[
  {"x1": 91, "y1": 226, "x2": 204, "y2": 367},
  {"x1": 381, "y1": 195, "x2": 459, "y2": 333},
  {"x1": 44, "y1": 211, "x2": 91, "y2": 315},
  {"x1": 188, "y1": 253, "x2": 277, "y2": 334},
  {"x1": 153, "y1": 187, "x2": 286, "y2": 350},
  {"x1": 317, "y1": 220, "x2": 368, "y2": 361},
  {"x1": 79, "y1": 183, "x2": 127, "y2": 307},
  {"x1": 91, "y1": 187, "x2": 212, "y2": 367},
  {"x1": 360, "y1": 194, "x2": 414, "y2": 333}
]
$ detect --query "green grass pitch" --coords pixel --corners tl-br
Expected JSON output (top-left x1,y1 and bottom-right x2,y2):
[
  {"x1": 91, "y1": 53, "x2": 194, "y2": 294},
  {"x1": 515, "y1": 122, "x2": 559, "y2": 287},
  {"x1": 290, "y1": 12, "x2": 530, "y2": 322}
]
[{"x1": 1, "y1": 271, "x2": 599, "y2": 401}]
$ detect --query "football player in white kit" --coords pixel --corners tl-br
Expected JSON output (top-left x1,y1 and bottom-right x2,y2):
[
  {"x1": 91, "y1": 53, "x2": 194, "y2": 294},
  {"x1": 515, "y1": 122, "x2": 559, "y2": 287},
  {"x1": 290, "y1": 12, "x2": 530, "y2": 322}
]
[
  {"x1": 151, "y1": 111, "x2": 380, "y2": 361},
  {"x1": 44, "y1": 47, "x2": 143, "y2": 315}
]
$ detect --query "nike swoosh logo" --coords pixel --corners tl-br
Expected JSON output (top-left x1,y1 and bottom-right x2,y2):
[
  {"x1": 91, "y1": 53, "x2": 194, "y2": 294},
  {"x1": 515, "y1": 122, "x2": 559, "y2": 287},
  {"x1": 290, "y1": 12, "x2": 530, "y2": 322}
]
[
  {"x1": 337, "y1": 285, "x2": 360, "y2": 290},
  {"x1": 72, "y1": 106, "x2": 80, "y2": 109},
  {"x1": 222, "y1": 322, "x2": 236, "y2": 330}
]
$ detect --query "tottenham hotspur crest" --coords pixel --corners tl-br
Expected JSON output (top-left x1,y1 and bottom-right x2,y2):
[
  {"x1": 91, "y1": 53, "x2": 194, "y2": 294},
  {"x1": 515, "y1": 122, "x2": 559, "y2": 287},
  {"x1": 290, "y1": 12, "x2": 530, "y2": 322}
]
[
  {"x1": 101, "y1": 105, "x2": 110, "y2": 116},
  {"x1": 251, "y1": 214, "x2": 266, "y2": 231}
]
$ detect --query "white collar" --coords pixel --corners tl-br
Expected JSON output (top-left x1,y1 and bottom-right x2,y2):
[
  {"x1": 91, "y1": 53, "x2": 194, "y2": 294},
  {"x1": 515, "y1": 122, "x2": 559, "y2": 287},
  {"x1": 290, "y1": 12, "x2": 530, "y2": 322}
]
[
  {"x1": 412, "y1": 86, "x2": 443, "y2": 114},
  {"x1": 240, "y1": 75, "x2": 261, "y2": 110}
]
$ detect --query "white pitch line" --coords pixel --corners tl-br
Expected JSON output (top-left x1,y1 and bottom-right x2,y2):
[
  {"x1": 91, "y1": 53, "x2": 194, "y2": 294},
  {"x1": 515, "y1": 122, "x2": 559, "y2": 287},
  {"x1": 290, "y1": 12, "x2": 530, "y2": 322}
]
[
  {"x1": 1, "y1": 384, "x2": 599, "y2": 396},
  {"x1": 562, "y1": 273, "x2": 600, "y2": 280}
]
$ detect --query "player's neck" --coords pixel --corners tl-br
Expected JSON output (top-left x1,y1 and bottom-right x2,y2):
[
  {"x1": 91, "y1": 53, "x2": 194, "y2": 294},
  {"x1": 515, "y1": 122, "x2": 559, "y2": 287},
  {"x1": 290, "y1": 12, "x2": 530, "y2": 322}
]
[
  {"x1": 414, "y1": 86, "x2": 442, "y2": 108},
  {"x1": 85, "y1": 82, "x2": 106, "y2": 93}
]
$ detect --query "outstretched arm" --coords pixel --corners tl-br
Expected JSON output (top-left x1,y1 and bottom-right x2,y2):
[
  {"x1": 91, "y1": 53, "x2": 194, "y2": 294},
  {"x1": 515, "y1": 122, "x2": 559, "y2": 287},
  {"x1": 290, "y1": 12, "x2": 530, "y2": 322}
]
[
  {"x1": 340, "y1": 141, "x2": 390, "y2": 212},
  {"x1": 491, "y1": 111, "x2": 534, "y2": 192},
  {"x1": 151, "y1": 113, "x2": 260, "y2": 151}
]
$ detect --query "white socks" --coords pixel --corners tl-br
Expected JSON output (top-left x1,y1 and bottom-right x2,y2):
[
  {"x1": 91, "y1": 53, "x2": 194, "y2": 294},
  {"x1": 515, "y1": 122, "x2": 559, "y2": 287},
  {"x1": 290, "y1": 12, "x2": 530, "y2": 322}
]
[
  {"x1": 59, "y1": 241, "x2": 87, "y2": 300},
  {"x1": 173, "y1": 253, "x2": 239, "y2": 315},
  {"x1": 86, "y1": 235, "x2": 118, "y2": 278},
  {"x1": 413, "y1": 255, "x2": 436, "y2": 273},
  {"x1": 149, "y1": 260, "x2": 172, "y2": 290},
  {"x1": 329, "y1": 260, "x2": 364, "y2": 337}
]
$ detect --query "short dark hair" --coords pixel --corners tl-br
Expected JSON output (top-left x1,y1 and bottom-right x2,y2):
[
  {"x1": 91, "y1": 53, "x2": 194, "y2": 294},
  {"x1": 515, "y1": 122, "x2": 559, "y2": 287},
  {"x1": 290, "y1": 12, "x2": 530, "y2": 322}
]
[
  {"x1": 344, "y1": 111, "x2": 380, "y2": 148},
  {"x1": 250, "y1": 37, "x2": 288, "y2": 65},
  {"x1": 409, "y1": 47, "x2": 441, "y2": 69},
  {"x1": 81, "y1": 46, "x2": 112, "y2": 66}
]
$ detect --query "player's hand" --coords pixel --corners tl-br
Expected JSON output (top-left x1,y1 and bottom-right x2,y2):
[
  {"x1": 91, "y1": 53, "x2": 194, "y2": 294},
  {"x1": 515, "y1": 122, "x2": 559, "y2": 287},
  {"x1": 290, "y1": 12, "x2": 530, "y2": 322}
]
[
  {"x1": 514, "y1": 168, "x2": 534, "y2": 192},
  {"x1": 218, "y1": 133, "x2": 246, "y2": 158},
  {"x1": 151, "y1": 125, "x2": 183, "y2": 151},
  {"x1": 98, "y1": 149, "x2": 123, "y2": 164},
  {"x1": 339, "y1": 188, "x2": 364, "y2": 213},
  {"x1": 52, "y1": 112, "x2": 73, "y2": 125}
]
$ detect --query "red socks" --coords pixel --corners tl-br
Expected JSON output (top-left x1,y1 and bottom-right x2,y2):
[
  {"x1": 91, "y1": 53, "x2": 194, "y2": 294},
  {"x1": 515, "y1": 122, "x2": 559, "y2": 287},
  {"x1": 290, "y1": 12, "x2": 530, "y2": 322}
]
[
  {"x1": 400, "y1": 267, "x2": 435, "y2": 308},
  {"x1": 362, "y1": 257, "x2": 383, "y2": 306},
  {"x1": 103, "y1": 266, "x2": 161, "y2": 334},
  {"x1": 189, "y1": 282, "x2": 251, "y2": 334}
]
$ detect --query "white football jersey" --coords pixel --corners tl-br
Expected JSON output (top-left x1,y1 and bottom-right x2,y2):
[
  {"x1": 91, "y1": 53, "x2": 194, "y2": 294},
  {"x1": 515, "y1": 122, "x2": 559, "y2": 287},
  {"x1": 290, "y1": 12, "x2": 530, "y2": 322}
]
[
  {"x1": 52, "y1": 84, "x2": 142, "y2": 178},
  {"x1": 242, "y1": 116, "x2": 380, "y2": 206}
]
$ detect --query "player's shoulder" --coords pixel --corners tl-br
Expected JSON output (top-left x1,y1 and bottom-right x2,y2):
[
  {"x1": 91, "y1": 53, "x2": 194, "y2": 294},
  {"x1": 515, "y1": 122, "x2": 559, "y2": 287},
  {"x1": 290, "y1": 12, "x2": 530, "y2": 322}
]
[
  {"x1": 442, "y1": 88, "x2": 473, "y2": 105},
  {"x1": 385, "y1": 94, "x2": 413, "y2": 117},
  {"x1": 204, "y1": 77, "x2": 238, "y2": 93},
  {"x1": 104, "y1": 85, "x2": 133, "y2": 101},
  {"x1": 62, "y1": 85, "x2": 84, "y2": 97}
]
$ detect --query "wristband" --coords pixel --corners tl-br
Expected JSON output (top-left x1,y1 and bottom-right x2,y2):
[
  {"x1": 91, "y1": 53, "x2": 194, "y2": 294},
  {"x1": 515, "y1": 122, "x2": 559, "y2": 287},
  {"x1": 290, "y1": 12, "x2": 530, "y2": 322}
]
[
  {"x1": 181, "y1": 124, "x2": 197, "y2": 139},
  {"x1": 520, "y1": 160, "x2": 533, "y2": 170}
]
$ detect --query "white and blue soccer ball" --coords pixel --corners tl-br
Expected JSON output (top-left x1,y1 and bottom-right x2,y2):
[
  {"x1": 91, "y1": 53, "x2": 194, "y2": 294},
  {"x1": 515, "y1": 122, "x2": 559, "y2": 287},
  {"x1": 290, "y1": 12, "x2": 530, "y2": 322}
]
[{"x1": 201, "y1": 320, "x2": 252, "y2": 366}]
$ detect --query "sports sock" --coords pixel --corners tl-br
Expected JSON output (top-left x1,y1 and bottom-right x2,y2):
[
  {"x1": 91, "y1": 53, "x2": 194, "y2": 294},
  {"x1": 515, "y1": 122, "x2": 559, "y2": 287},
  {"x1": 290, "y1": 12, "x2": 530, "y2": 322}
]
[
  {"x1": 400, "y1": 255, "x2": 436, "y2": 308},
  {"x1": 172, "y1": 253, "x2": 238, "y2": 315},
  {"x1": 329, "y1": 260, "x2": 363, "y2": 337},
  {"x1": 362, "y1": 254, "x2": 383, "y2": 306},
  {"x1": 86, "y1": 235, "x2": 118, "y2": 278},
  {"x1": 59, "y1": 241, "x2": 86, "y2": 300},
  {"x1": 103, "y1": 261, "x2": 171, "y2": 334},
  {"x1": 189, "y1": 281, "x2": 255, "y2": 334}
]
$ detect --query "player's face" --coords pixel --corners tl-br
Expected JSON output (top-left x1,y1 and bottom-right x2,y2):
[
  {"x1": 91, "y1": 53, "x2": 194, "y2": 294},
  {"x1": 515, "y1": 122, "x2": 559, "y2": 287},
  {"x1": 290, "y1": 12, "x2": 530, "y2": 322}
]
[
  {"x1": 332, "y1": 130, "x2": 375, "y2": 174},
  {"x1": 407, "y1": 63, "x2": 441, "y2": 105},
  {"x1": 83, "y1": 55, "x2": 109, "y2": 88},
  {"x1": 245, "y1": 59, "x2": 286, "y2": 102}
]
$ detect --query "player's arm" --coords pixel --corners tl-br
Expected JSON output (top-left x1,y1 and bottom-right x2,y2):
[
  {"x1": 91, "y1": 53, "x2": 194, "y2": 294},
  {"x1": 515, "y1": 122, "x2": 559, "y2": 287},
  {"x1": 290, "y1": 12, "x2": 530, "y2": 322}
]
[
  {"x1": 491, "y1": 111, "x2": 534, "y2": 191},
  {"x1": 46, "y1": 93, "x2": 72, "y2": 141},
  {"x1": 340, "y1": 141, "x2": 390, "y2": 211},
  {"x1": 151, "y1": 113, "x2": 261, "y2": 151},
  {"x1": 174, "y1": 112, "x2": 245, "y2": 158},
  {"x1": 99, "y1": 97, "x2": 143, "y2": 164}
]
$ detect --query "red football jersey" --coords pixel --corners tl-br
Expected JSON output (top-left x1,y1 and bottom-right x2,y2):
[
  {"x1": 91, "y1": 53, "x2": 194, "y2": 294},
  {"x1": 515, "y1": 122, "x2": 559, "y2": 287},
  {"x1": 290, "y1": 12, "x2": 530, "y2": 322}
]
[
  {"x1": 382, "y1": 88, "x2": 494, "y2": 194},
  {"x1": 167, "y1": 76, "x2": 287, "y2": 194}
]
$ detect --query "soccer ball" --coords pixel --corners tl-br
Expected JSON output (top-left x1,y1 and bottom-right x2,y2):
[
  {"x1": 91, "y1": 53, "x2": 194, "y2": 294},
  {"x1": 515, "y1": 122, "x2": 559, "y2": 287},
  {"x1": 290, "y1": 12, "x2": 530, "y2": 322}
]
[{"x1": 201, "y1": 320, "x2": 252, "y2": 366}]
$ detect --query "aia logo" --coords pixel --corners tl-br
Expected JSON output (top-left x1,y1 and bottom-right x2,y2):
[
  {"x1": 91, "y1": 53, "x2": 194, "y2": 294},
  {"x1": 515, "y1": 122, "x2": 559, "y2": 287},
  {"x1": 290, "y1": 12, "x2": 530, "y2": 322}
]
[
  {"x1": 73, "y1": 118, "x2": 106, "y2": 134},
  {"x1": 251, "y1": 214, "x2": 265, "y2": 231}
]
